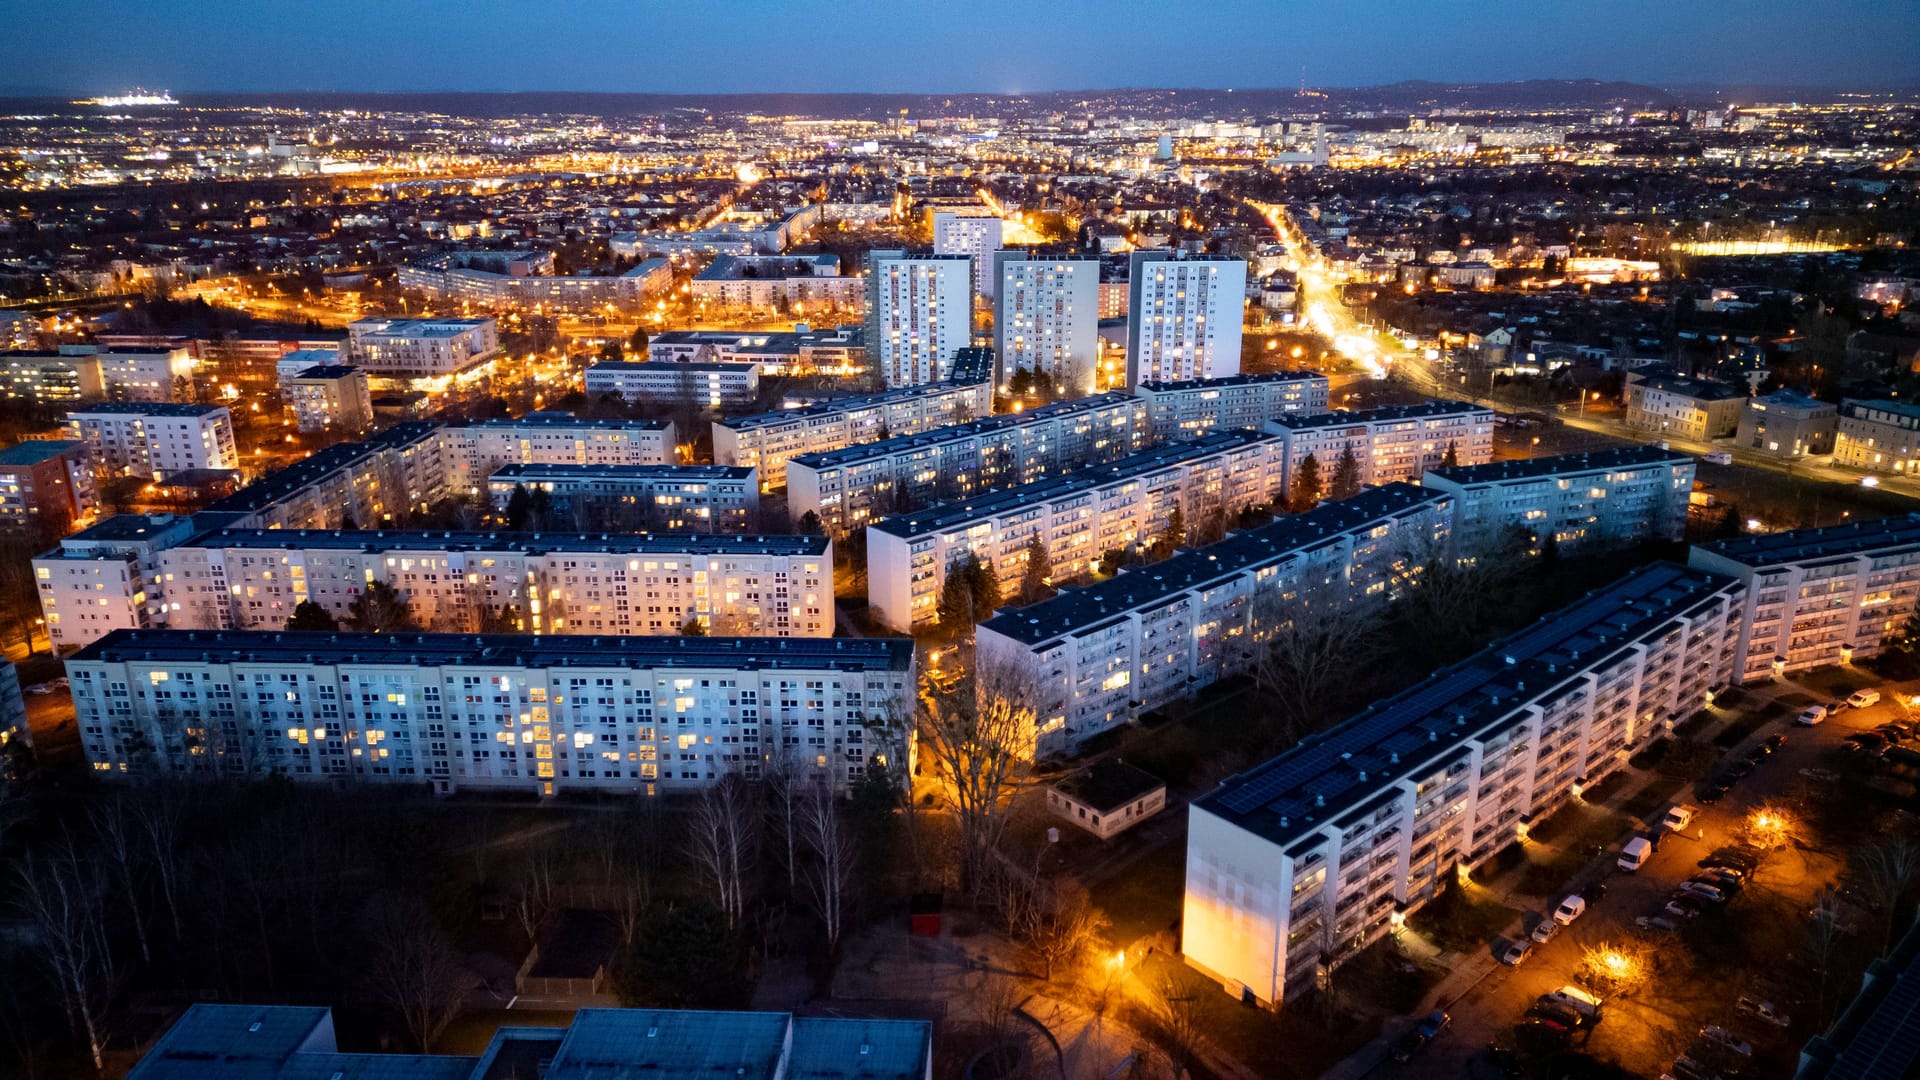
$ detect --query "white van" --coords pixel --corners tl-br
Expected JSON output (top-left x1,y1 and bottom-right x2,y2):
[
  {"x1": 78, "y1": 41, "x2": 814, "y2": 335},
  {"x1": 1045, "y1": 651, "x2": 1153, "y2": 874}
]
[
  {"x1": 1618, "y1": 836, "x2": 1653, "y2": 871},
  {"x1": 1542, "y1": 985, "x2": 1603, "y2": 1019},
  {"x1": 1847, "y1": 689, "x2": 1881, "y2": 709},
  {"x1": 1704, "y1": 451, "x2": 1733, "y2": 465}
]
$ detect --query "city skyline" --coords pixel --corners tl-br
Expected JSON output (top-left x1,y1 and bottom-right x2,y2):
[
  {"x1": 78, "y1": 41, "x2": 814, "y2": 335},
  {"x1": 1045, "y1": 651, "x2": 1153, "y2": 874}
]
[{"x1": 1, "y1": 0, "x2": 1916, "y2": 96}]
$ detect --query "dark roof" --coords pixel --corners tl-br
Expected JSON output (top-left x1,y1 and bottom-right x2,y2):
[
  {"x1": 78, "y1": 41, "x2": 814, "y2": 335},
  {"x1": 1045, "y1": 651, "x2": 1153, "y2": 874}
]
[
  {"x1": 1630, "y1": 374, "x2": 1746, "y2": 402},
  {"x1": 1135, "y1": 370, "x2": 1327, "y2": 394},
  {"x1": 718, "y1": 378, "x2": 985, "y2": 433},
  {"x1": 1054, "y1": 760, "x2": 1164, "y2": 813},
  {"x1": 186, "y1": 529, "x2": 826, "y2": 557},
  {"x1": 1692, "y1": 514, "x2": 1920, "y2": 567},
  {"x1": 206, "y1": 423, "x2": 440, "y2": 515},
  {"x1": 67, "y1": 402, "x2": 228, "y2": 417},
  {"x1": 792, "y1": 393, "x2": 1140, "y2": 470},
  {"x1": 459, "y1": 412, "x2": 672, "y2": 432},
  {"x1": 289, "y1": 365, "x2": 362, "y2": 380},
  {"x1": 0, "y1": 439, "x2": 82, "y2": 465},
  {"x1": 1425, "y1": 445, "x2": 1692, "y2": 486},
  {"x1": 1268, "y1": 399, "x2": 1489, "y2": 432},
  {"x1": 488, "y1": 463, "x2": 754, "y2": 482}
]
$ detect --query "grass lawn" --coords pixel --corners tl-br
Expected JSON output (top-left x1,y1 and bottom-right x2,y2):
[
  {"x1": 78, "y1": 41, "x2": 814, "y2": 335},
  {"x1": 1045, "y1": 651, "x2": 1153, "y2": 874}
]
[
  {"x1": 1797, "y1": 665, "x2": 1875, "y2": 699},
  {"x1": 1127, "y1": 952, "x2": 1381, "y2": 1080},
  {"x1": 1088, "y1": 835, "x2": 1188, "y2": 948},
  {"x1": 1409, "y1": 882, "x2": 1519, "y2": 954},
  {"x1": 1621, "y1": 773, "x2": 1688, "y2": 824}
]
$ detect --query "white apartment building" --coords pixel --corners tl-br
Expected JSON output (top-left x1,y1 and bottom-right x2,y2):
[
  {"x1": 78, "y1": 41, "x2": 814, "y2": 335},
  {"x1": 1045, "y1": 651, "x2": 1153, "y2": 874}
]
[
  {"x1": 644, "y1": 326, "x2": 864, "y2": 377},
  {"x1": 690, "y1": 254, "x2": 858, "y2": 311},
  {"x1": 398, "y1": 252, "x2": 671, "y2": 312},
  {"x1": 1833, "y1": 399, "x2": 1920, "y2": 474},
  {"x1": 35, "y1": 514, "x2": 201, "y2": 652},
  {"x1": 713, "y1": 377, "x2": 994, "y2": 491},
  {"x1": 159, "y1": 531, "x2": 832, "y2": 638},
  {"x1": 1624, "y1": 373, "x2": 1747, "y2": 441},
  {"x1": 1184, "y1": 563, "x2": 1742, "y2": 1007},
  {"x1": 204, "y1": 422, "x2": 452, "y2": 531},
  {"x1": 285, "y1": 364, "x2": 374, "y2": 435},
  {"x1": 1422, "y1": 446, "x2": 1695, "y2": 555},
  {"x1": 583, "y1": 361, "x2": 762, "y2": 408},
  {"x1": 66, "y1": 402, "x2": 239, "y2": 480},
  {"x1": 863, "y1": 251, "x2": 972, "y2": 387},
  {"x1": 69, "y1": 630, "x2": 914, "y2": 796},
  {"x1": 1689, "y1": 515, "x2": 1920, "y2": 682},
  {"x1": 976, "y1": 484, "x2": 1454, "y2": 757},
  {"x1": 787, "y1": 392, "x2": 1151, "y2": 536},
  {"x1": 487, "y1": 464, "x2": 759, "y2": 533},
  {"x1": 995, "y1": 254, "x2": 1100, "y2": 397},
  {"x1": 443, "y1": 414, "x2": 677, "y2": 492},
  {"x1": 1267, "y1": 401, "x2": 1495, "y2": 493},
  {"x1": 1134, "y1": 371, "x2": 1331, "y2": 439},
  {"x1": 346, "y1": 317, "x2": 501, "y2": 391},
  {"x1": 1125, "y1": 252, "x2": 1246, "y2": 387},
  {"x1": 1, "y1": 346, "x2": 197, "y2": 404},
  {"x1": 867, "y1": 430, "x2": 1289, "y2": 632},
  {"x1": 932, "y1": 212, "x2": 1003, "y2": 299}
]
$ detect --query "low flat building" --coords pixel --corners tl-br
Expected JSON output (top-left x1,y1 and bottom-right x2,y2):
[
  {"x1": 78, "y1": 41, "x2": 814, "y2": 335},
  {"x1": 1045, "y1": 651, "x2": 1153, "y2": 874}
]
[
  {"x1": 713, "y1": 377, "x2": 993, "y2": 491},
  {"x1": 128, "y1": 1003, "x2": 931, "y2": 1080},
  {"x1": 285, "y1": 364, "x2": 374, "y2": 434},
  {"x1": 976, "y1": 484, "x2": 1454, "y2": 756},
  {"x1": 1689, "y1": 515, "x2": 1920, "y2": 681},
  {"x1": 1735, "y1": 389, "x2": 1836, "y2": 459},
  {"x1": 867, "y1": 430, "x2": 1289, "y2": 631},
  {"x1": 1266, "y1": 400, "x2": 1494, "y2": 493},
  {"x1": 346, "y1": 317, "x2": 501, "y2": 393},
  {"x1": 0, "y1": 439, "x2": 95, "y2": 540},
  {"x1": 787, "y1": 392, "x2": 1150, "y2": 536},
  {"x1": 1134, "y1": 371, "x2": 1331, "y2": 439},
  {"x1": 1422, "y1": 446, "x2": 1695, "y2": 555},
  {"x1": 72, "y1": 629, "x2": 914, "y2": 795},
  {"x1": 1624, "y1": 373, "x2": 1747, "y2": 441},
  {"x1": 584, "y1": 360, "x2": 762, "y2": 408},
  {"x1": 1834, "y1": 398, "x2": 1920, "y2": 473},
  {"x1": 488, "y1": 463, "x2": 759, "y2": 533},
  {"x1": 1184, "y1": 563, "x2": 1741, "y2": 1008},
  {"x1": 691, "y1": 254, "x2": 858, "y2": 312},
  {"x1": 645, "y1": 326, "x2": 865, "y2": 377},
  {"x1": 34, "y1": 513, "x2": 201, "y2": 652},
  {"x1": 398, "y1": 251, "x2": 672, "y2": 312},
  {"x1": 65, "y1": 402, "x2": 238, "y2": 481},
  {"x1": 1050, "y1": 760, "x2": 1167, "y2": 839}
]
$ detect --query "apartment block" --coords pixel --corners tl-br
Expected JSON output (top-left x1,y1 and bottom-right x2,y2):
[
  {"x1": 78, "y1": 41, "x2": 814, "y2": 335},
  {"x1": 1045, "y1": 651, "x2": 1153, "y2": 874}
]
[
  {"x1": 66, "y1": 402, "x2": 239, "y2": 480},
  {"x1": 1184, "y1": 563, "x2": 1742, "y2": 1007},
  {"x1": 1422, "y1": 446, "x2": 1695, "y2": 555},
  {"x1": 398, "y1": 251, "x2": 672, "y2": 312},
  {"x1": 69, "y1": 630, "x2": 914, "y2": 796},
  {"x1": 0, "y1": 346, "x2": 196, "y2": 404},
  {"x1": 867, "y1": 430, "x2": 1289, "y2": 632},
  {"x1": 346, "y1": 317, "x2": 501, "y2": 391},
  {"x1": 445, "y1": 413, "x2": 677, "y2": 491},
  {"x1": 786, "y1": 392, "x2": 1150, "y2": 536},
  {"x1": 690, "y1": 254, "x2": 858, "y2": 311},
  {"x1": 995, "y1": 254, "x2": 1100, "y2": 395},
  {"x1": 932, "y1": 211, "x2": 1002, "y2": 299},
  {"x1": 1624, "y1": 373, "x2": 1747, "y2": 441},
  {"x1": 645, "y1": 326, "x2": 865, "y2": 377},
  {"x1": 204, "y1": 422, "x2": 452, "y2": 531},
  {"x1": 1689, "y1": 515, "x2": 1920, "y2": 681},
  {"x1": 160, "y1": 531, "x2": 832, "y2": 638},
  {"x1": 713, "y1": 377, "x2": 993, "y2": 491},
  {"x1": 0, "y1": 439, "x2": 96, "y2": 539},
  {"x1": 584, "y1": 360, "x2": 762, "y2": 408},
  {"x1": 35, "y1": 513, "x2": 201, "y2": 652},
  {"x1": 863, "y1": 251, "x2": 972, "y2": 387},
  {"x1": 1134, "y1": 371, "x2": 1331, "y2": 439},
  {"x1": 1125, "y1": 252, "x2": 1246, "y2": 387},
  {"x1": 976, "y1": 484, "x2": 1454, "y2": 756},
  {"x1": 1735, "y1": 389, "x2": 1836, "y2": 459},
  {"x1": 285, "y1": 364, "x2": 374, "y2": 435},
  {"x1": 1267, "y1": 400, "x2": 1495, "y2": 493},
  {"x1": 1833, "y1": 399, "x2": 1920, "y2": 474},
  {"x1": 487, "y1": 464, "x2": 759, "y2": 533}
]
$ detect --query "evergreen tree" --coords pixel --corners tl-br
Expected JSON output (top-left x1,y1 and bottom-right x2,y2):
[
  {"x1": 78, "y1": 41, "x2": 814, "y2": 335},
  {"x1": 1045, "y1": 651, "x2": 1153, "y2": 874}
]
[
  {"x1": 285, "y1": 600, "x2": 338, "y2": 632},
  {"x1": 505, "y1": 484, "x2": 533, "y2": 530},
  {"x1": 1020, "y1": 534, "x2": 1051, "y2": 603},
  {"x1": 680, "y1": 616, "x2": 708, "y2": 636},
  {"x1": 1159, "y1": 507, "x2": 1187, "y2": 555},
  {"x1": 1329, "y1": 446, "x2": 1362, "y2": 501},
  {"x1": 1712, "y1": 503, "x2": 1746, "y2": 540},
  {"x1": 967, "y1": 554, "x2": 1002, "y2": 617},
  {"x1": 936, "y1": 559, "x2": 974, "y2": 628},
  {"x1": 628, "y1": 325, "x2": 650, "y2": 353},
  {"x1": 345, "y1": 581, "x2": 418, "y2": 634},
  {"x1": 797, "y1": 510, "x2": 823, "y2": 536},
  {"x1": 1291, "y1": 453, "x2": 1324, "y2": 512},
  {"x1": 1442, "y1": 440, "x2": 1459, "y2": 468}
]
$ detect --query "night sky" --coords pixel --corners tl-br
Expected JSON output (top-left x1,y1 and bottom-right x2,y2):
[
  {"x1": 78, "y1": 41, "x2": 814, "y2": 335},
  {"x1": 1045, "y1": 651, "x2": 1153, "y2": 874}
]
[{"x1": 1, "y1": 0, "x2": 1913, "y2": 95}]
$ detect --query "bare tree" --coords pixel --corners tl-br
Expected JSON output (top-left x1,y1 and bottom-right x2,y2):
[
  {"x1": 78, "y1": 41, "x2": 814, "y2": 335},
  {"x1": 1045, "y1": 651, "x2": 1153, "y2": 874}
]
[
  {"x1": 917, "y1": 649, "x2": 1035, "y2": 899},
  {"x1": 587, "y1": 806, "x2": 657, "y2": 949},
  {"x1": 363, "y1": 894, "x2": 477, "y2": 1054},
  {"x1": 1015, "y1": 879, "x2": 1109, "y2": 982},
  {"x1": 765, "y1": 750, "x2": 803, "y2": 892},
  {"x1": 15, "y1": 839, "x2": 116, "y2": 1074},
  {"x1": 798, "y1": 780, "x2": 856, "y2": 955},
  {"x1": 1250, "y1": 582, "x2": 1387, "y2": 742},
  {"x1": 89, "y1": 798, "x2": 152, "y2": 964},
  {"x1": 688, "y1": 773, "x2": 757, "y2": 928},
  {"x1": 1804, "y1": 886, "x2": 1850, "y2": 1025},
  {"x1": 1153, "y1": 973, "x2": 1208, "y2": 1080},
  {"x1": 512, "y1": 850, "x2": 559, "y2": 944},
  {"x1": 136, "y1": 787, "x2": 187, "y2": 940}
]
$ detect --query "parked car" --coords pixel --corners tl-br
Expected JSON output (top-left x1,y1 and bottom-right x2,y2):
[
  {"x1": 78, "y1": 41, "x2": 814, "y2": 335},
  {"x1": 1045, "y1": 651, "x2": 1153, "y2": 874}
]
[
  {"x1": 1531, "y1": 918, "x2": 1561, "y2": 944},
  {"x1": 1704, "y1": 450, "x2": 1734, "y2": 465},
  {"x1": 1700, "y1": 1025, "x2": 1752, "y2": 1056},
  {"x1": 1701, "y1": 852, "x2": 1758, "y2": 873},
  {"x1": 1698, "y1": 781, "x2": 1730, "y2": 804},
  {"x1": 1541, "y1": 985, "x2": 1603, "y2": 1020},
  {"x1": 1636, "y1": 914, "x2": 1683, "y2": 933},
  {"x1": 1498, "y1": 939, "x2": 1533, "y2": 966},
  {"x1": 1553, "y1": 895, "x2": 1588, "y2": 924},
  {"x1": 1798, "y1": 767, "x2": 1839, "y2": 782},
  {"x1": 1389, "y1": 1029, "x2": 1429, "y2": 1064},
  {"x1": 1619, "y1": 836, "x2": 1653, "y2": 871},
  {"x1": 24, "y1": 683, "x2": 52, "y2": 695},
  {"x1": 1847, "y1": 688, "x2": 1882, "y2": 709},
  {"x1": 1797, "y1": 705, "x2": 1829, "y2": 725},
  {"x1": 1525, "y1": 1002, "x2": 1586, "y2": 1030},
  {"x1": 1845, "y1": 732, "x2": 1889, "y2": 754},
  {"x1": 1415, "y1": 1010, "x2": 1450, "y2": 1040},
  {"x1": 1723, "y1": 757, "x2": 1758, "y2": 780},
  {"x1": 1688, "y1": 874, "x2": 1741, "y2": 897},
  {"x1": 1665, "y1": 897, "x2": 1707, "y2": 919},
  {"x1": 1675, "y1": 881, "x2": 1728, "y2": 903},
  {"x1": 1661, "y1": 804, "x2": 1696, "y2": 832},
  {"x1": 1736, "y1": 995, "x2": 1791, "y2": 1027}
]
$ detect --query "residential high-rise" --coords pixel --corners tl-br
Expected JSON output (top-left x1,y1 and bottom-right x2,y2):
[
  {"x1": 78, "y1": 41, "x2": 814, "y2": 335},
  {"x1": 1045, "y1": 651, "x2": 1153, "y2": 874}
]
[
  {"x1": 65, "y1": 402, "x2": 239, "y2": 480},
  {"x1": 932, "y1": 211, "x2": 1003, "y2": 299},
  {"x1": 863, "y1": 251, "x2": 972, "y2": 387},
  {"x1": 995, "y1": 253, "x2": 1100, "y2": 397},
  {"x1": 1422, "y1": 446, "x2": 1696, "y2": 554},
  {"x1": 1125, "y1": 252, "x2": 1246, "y2": 387}
]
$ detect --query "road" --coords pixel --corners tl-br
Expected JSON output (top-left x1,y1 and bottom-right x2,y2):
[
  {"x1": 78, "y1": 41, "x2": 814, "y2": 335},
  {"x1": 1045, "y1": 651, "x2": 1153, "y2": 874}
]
[{"x1": 1361, "y1": 674, "x2": 1892, "y2": 1080}]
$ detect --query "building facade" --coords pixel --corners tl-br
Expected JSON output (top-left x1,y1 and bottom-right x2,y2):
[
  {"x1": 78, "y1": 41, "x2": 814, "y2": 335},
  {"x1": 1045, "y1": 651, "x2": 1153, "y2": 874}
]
[
  {"x1": 690, "y1": 254, "x2": 858, "y2": 312},
  {"x1": 1133, "y1": 371, "x2": 1331, "y2": 439},
  {"x1": 487, "y1": 464, "x2": 759, "y2": 533},
  {"x1": 0, "y1": 346, "x2": 196, "y2": 404},
  {"x1": 1125, "y1": 252, "x2": 1246, "y2": 387},
  {"x1": 204, "y1": 422, "x2": 451, "y2": 531},
  {"x1": 786, "y1": 392, "x2": 1150, "y2": 536},
  {"x1": 976, "y1": 485, "x2": 1454, "y2": 756},
  {"x1": 444, "y1": 414, "x2": 677, "y2": 492},
  {"x1": 1735, "y1": 389, "x2": 1837, "y2": 459},
  {"x1": 0, "y1": 439, "x2": 95, "y2": 539},
  {"x1": 713, "y1": 377, "x2": 993, "y2": 491},
  {"x1": 1422, "y1": 447, "x2": 1695, "y2": 555},
  {"x1": 867, "y1": 431, "x2": 1290, "y2": 632},
  {"x1": 398, "y1": 252, "x2": 672, "y2": 312},
  {"x1": 584, "y1": 361, "x2": 762, "y2": 408},
  {"x1": 65, "y1": 402, "x2": 239, "y2": 481},
  {"x1": 1833, "y1": 399, "x2": 1920, "y2": 474},
  {"x1": 1267, "y1": 401, "x2": 1495, "y2": 493},
  {"x1": 1624, "y1": 373, "x2": 1747, "y2": 441},
  {"x1": 35, "y1": 513, "x2": 200, "y2": 652},
  {"x1": 931, "y1": 211, "x2": 1002, "y2": 299},
  {"x1": 644, "y1": 326, "x2": 864, "y2": 377},
  {"x1": 1184, "y1": 563, "x2": 1742, "y2": 1007},
  {"x1": 346, "y1": 318, "x2": 501, "y2": 391},
  {"x1": 863, "y1": 251, "x2": 972, "y2": 387},
  {"x1": 995, "y1": 254, "x2": 1100, "y2": 397},
  {"x1": 285, "y1": 364, "x2": 374, "y2": 435},
  {"x1": 70, "y1": 630, "x2": 914, "y2": 796}
]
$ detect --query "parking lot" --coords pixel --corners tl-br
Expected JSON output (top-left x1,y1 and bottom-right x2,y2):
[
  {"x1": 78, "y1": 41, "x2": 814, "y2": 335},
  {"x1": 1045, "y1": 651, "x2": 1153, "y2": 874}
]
[{"x1": 1364, "y1": 672, "x2": 1911, "y2": 1079}]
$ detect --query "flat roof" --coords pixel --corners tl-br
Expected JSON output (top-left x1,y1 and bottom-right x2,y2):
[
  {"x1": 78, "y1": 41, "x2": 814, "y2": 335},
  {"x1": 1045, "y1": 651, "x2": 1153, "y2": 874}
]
[
  {"x1": 1268, "y1": 399, "x2": 1489, "y2": 432},
  {"x1": 72, "y1": 628, "x2": 914, "y2": 673},
  {"x1": 0, "y1": 439, "x2": 81, "y2": 465},
  {"x1": 1692, "y1": 513, "x2": 1920, "y2": 567},
  {"x1": 870, "y1": 430, "x2": 1276, "y2": 538},
  {"x1": 1196, "y1": 563, "x2": 1736, "y2": 845},
  {"x1": 786, "y1": 1016, "x2": 934, "y2": 1080},
  {"x1": 59, "y1": 513, "x2": 196, "y2": 544},
  {"x1": 1054, "y1": 760, "x2": 1165, "y2": 813},
  {"x1": 586, "y1": 361, "x2": 760, "y2": 375},
  {"x1": 488, "y1": 463, "x2": 754, "y2": 482},
  {"x1": 793, "y1": 392, "x2": 1139, "y2": 470},
  {"x1": 979, "y1": 483, "x2": 1448, "y2": 646},
  {"x1": 1425, "y1": 445, "x2": 1692, "y2": 486},
  {"x1": 1135, "y1": 370, "x2": 1327, "y2": 394},
  {"x1": 67, "y1": 402, "x2": 228, "y2": 417},
  {"x1": 206, "y1": 423, "x2": 441, "y2": 514},
  {"x1": 185, "y1": 529, "x2": 826, "y2": 557},
  {"x1": 290, "y1": 364, "x2": 362, "y2": 380},
  {"x1": 458, "y1": 413, "x2": 673, "y2": 432},
  {"x1": 1631, "y1": 374, "x2": 1746, "y2": 402},
  {"x1": 718, "y1": 379, "x2": 984, "y2": 433}
]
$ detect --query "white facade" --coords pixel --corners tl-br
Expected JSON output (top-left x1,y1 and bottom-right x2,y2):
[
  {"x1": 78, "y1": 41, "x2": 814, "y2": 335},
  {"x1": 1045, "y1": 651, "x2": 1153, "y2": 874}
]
[
  {"x1": 487, "y1": 464, "x2": 759, "y2": 534},
  {"x1": 286, "y1": 365, "x2": 374, "y2": 435},
  {"x1": 867, "y1": 431, "x2": 1289, "y2": 632},
  {"x1": 66, "y1": 403, "x2": 238, "y2": 480},
  {"x1": 1267, "y1": 401, "x2": 1495, "y2": 494},
  {"x1": 398, "y1": 254, "x2": 671, "y2": 312},
  {"x1": 996, "y1": 254, "x2": 1100, "y2": 397},
  {"x1": 584, "y1": 361, "x2": 762, "y2": 408},
  {"x1": 864, "y1": 252, "x2": 972, "y2": 387},
  {"x1": 159, "y1": 531, "x2": 832, "y2": 639},
  {"x1": 69, "y1": 631, "x2": 914, "y2": 796},
  {"x1": 1422, "y1": 447, "x2": 1695, "y2": 555},
  {"x1": 35, "y1": 514, "x2": 201, "y2": 652},
  {"x1": 976, "y1": 485, "x2": 1454, "y2": 756},
  {"x1": 1125, "y1": 252, "x2": 1246, "y2": 387},
  {"x1": 346, "y1": 318, "x2": 501, "y2": 387},
  {"x1": 1134, "y1": 372, "x2": 1331, "y2": 439},
  {"x1": 1689, "y1": 515, "x2": 1920, "y2": 682},
  {"x1": 443, "y1": 414, "x2": 677, "y2": 493},
  {"x1": 1183, "y1": 564, "x2": 1741, "y2": 1006},
  {"x1": 787, "y1": 392, "x2": 1150, "y2": 536},
  {"x1": 690, "y1": 254, "x2": 857, "y2": 312},
  {"x1": 932, "y1": 212, "x2": 1003, "y2": 299},
  {"x1": 713, "y1": 377, "x2": 993, "y2": 491},
  {"x1": 644, "y1": 326, "x2": 864, "y2": 377}
]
